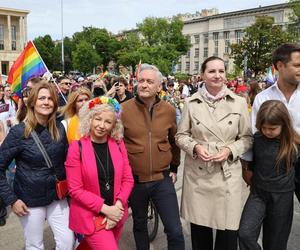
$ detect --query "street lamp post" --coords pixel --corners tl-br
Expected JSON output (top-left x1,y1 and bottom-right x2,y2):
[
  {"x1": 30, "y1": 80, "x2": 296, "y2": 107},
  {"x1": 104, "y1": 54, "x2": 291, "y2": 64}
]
[{"x1": 61, "y1": 0, "x2": 64, "y2": 74}]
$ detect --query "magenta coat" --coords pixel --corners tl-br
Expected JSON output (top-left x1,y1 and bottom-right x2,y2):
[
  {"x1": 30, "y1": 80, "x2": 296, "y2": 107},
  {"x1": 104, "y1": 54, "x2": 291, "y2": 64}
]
[{"x1": 65, "y1": 136, "x2": 134, "y2": 235}]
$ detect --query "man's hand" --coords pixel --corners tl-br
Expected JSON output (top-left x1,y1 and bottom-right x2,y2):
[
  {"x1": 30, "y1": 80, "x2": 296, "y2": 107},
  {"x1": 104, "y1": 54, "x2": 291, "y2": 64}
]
[
  {"x1": 12, "y1": 199, "x2": 29, "y2": 217},
  {"x1": 169, "y1": 172, "x2": 177, "y2": 184}
]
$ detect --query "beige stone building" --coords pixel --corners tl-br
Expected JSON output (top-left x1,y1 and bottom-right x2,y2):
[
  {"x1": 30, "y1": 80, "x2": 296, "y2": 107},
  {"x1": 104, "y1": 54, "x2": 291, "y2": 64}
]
[
  {"x1": 178, "y1": 3, "x2": 292, "y2": 74},
  {"x1": 0, "y1": 7, "x2": 29, "y2": 76}
]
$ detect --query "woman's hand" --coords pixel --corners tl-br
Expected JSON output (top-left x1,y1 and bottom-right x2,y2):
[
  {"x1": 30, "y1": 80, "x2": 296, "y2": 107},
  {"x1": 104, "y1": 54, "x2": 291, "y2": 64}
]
[
  {"x1": 194, "y1": 144, "x2": 213, "y2": 162},
  {"x1": 211, "y1": 147, "x2": 231, "y2": 162},
  {"x1": 105, "y1": 218, "x2": 118, "y2": 230},
  {"x1": 115, "y1": 199, "x2": 124, "y2": 210},
  {"x1": 101, "y1": 204, "x2": 124, "y2": 222},
  {"x1": 11, "y1": 199, "x2": 29, "y2": 217}
]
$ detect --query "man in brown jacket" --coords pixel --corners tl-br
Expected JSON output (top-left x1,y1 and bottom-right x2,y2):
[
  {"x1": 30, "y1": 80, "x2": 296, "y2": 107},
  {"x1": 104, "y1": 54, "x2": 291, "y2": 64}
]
[{"x1": 121, "y1": 64, "x2": 184, "y2": 250}]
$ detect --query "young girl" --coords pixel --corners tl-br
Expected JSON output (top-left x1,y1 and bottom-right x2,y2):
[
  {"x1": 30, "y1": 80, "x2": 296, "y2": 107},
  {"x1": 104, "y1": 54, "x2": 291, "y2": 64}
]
[{"x1": 239, "y1": 100, "x2": 300, "y2": 250}]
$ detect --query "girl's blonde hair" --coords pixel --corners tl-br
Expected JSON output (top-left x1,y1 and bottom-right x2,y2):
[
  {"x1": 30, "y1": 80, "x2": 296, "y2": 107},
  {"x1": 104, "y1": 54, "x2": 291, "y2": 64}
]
[
  {"x1": 60, "y1": 87, "x2": 92, "y2": 119},
  {"x1": 256, "y1": 100, "x2": 300, "y2": 171},
  {"x1": 24, "y1": 81, "x2": 60, "y2": 141},
  {"x1": 79, "y1": 102, "x2": 123, "y2": 141}
]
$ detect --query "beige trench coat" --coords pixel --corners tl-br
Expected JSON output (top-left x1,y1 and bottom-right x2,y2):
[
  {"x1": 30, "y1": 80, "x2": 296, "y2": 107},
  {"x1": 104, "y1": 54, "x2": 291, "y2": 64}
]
[{"x1": 175, "y1": 89, "x2": 252, "y2": 230}]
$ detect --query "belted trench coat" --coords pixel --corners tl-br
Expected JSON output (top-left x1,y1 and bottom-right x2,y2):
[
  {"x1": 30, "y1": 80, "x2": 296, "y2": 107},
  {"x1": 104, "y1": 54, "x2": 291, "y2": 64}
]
[{"x1": 175, "y1": 89, "x2": 252, "y2": 230}]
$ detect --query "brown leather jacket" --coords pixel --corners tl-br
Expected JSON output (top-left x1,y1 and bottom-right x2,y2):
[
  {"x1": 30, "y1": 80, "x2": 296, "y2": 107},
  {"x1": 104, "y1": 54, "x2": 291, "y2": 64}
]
[{"x1": 121, "y1": 97, "x2": 180, "y2": 182}]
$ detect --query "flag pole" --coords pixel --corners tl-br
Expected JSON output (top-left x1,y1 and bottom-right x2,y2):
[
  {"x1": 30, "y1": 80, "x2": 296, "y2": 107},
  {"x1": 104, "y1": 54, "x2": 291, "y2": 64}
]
[{"x1": 31, "y1": 40, "x2": 67, "y2": 104}]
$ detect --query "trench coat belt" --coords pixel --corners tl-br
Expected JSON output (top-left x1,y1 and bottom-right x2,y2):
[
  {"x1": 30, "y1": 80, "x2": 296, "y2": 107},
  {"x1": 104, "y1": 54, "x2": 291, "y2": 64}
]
[{"x1": 195, "y1": 140, "x2": 234, "y2": 178}]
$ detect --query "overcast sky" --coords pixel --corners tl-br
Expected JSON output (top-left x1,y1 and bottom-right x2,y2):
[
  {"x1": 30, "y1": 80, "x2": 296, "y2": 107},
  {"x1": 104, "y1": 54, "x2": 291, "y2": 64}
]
[{"x1": 0, "y1": 0, "x2": 286, "y2": 40}]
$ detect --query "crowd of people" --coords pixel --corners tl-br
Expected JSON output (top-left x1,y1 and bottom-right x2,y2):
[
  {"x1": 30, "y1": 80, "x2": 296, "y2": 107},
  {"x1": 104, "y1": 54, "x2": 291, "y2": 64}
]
[{"x1": 0, "y1": 42, "x2": 299, "y2": 250}]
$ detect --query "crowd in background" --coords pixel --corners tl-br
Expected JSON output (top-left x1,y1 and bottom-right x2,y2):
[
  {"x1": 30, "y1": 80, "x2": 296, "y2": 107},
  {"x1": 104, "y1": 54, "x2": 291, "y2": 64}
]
[{"x1": 0, "y1": 42, "x2": 299, "y2": 250}]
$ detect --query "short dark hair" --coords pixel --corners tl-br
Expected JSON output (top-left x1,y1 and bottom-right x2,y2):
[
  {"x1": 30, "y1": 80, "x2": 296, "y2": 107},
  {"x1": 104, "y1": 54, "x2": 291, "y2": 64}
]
[
  {"x1": 57, "y1": 76, "x2": 70, "y2": 83},
  {"x1": 119, "y1": 77, "x2": 128, "y2": 86},
  {"x1": 272, "y1": 43, "x2": 300, "y2": 70},
  {"x1": 201, "y1": 56, "x2": 225, "y2": 73}
]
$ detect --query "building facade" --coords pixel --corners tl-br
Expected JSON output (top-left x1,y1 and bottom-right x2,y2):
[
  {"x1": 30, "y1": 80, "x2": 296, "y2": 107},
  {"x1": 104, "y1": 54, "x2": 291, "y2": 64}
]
[
  {"x1": 0, "y1": 7, "x2": 29, "y2": 75},
  {"x1": 178, "y1": 3, "x2": 292, "y2": 75}
]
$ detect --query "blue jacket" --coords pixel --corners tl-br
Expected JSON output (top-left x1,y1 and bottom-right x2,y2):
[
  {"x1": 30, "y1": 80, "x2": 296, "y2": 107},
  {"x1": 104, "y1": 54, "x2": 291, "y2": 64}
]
[{"x1": 0, "y1": 122, "x2": 68, "y2": 207}]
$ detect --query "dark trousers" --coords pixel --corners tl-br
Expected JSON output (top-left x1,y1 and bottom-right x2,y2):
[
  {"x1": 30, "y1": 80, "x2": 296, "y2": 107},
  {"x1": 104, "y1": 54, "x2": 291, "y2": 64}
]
[
  {"x1": 130, "y1": 174, "x2": 185, "y2": 250},
  {"x1": 190, "y1": 224, "x2": 237, "y2": 250},
  {"x1": 239, "y1": 187, "x2": 293, "y2": 250}
]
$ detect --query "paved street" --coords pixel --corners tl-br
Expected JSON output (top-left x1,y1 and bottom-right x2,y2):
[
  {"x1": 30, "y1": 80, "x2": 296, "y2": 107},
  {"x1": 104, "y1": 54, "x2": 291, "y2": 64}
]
[{"x1": 1, "y1": 159, "x2": 300, "y2": 249}]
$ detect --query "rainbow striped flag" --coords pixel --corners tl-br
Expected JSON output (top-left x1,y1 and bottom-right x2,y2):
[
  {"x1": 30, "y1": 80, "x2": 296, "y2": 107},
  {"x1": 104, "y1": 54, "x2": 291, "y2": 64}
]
[
  {"x1": 100, "y1": 70, "x2": 108, "y2": 79},
  {"x1": 7, "y1": 41, "x2": 48, "y2": 96},
  {"x1": 265, "y1": 65, "x2": 278, "y2": 85}
]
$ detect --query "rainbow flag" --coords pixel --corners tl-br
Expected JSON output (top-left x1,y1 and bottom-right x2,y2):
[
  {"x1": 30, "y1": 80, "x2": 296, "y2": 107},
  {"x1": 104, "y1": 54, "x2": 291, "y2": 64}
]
[
  {"x1": 7, "y1": 41, "x2": 48, "y2": 96},
  {"x1": 100, "y1": 70, "x2": 108, "y2": 79},
  {"x1": 265, "y1": 65, "x2": 278, "y2": 85}
]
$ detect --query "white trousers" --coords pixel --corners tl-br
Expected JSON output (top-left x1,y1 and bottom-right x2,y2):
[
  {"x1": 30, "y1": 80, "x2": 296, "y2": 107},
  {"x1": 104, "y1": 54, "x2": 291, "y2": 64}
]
[{"x1": 19, "y1": 199, "x2": 74, "y2": 250}]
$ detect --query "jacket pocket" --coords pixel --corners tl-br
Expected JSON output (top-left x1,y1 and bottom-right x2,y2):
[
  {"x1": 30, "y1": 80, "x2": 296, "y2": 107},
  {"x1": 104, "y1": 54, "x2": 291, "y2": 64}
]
[
  {"x1": 157, "y1": 142, "x2": 171, "y2": 151},
  {"x1": 126, "y1": 145, "x2": 144, "y2": 154}
]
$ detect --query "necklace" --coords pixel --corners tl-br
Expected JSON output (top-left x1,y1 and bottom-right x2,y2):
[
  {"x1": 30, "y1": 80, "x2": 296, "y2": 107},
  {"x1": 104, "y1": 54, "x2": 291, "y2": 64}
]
[{"x1": 94, "y1": 144, "x2": 111, "y2": 191}]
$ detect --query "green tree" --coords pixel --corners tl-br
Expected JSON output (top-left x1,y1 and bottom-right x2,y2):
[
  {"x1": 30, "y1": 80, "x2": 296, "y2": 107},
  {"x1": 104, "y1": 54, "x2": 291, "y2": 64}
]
[
  {"x1": 288, "y1": 0, "x2": 300, "y2": 41},
  {"x1": 117, "y1": 17, "x2": 191, "y2": 75},
  {"x1": 72, "y1": 41, "x2": 100, "y2": 74},
  {"x1": 33, "y1": 35, "x2": 55, "y2": 70},
  {"x1": 73, "y1": 27, "x2": 121, "y2": 70},
  {"x1": 53, "y1": 37, "x2": 75, "y2": 73},
  {"x1": 230, "y1": 16, "x2": 292, "y2": 76}
]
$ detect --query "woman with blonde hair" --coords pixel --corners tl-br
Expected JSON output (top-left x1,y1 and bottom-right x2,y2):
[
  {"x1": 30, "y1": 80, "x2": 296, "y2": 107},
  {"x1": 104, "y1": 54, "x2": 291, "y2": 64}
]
[
  {"x1": 65, "y1": 96, "x2": 134, "y2": 249},
  {"x1": 0, "y1": 81, "x2": 74, "y2": 249},
  {"x1": 60, "y1": 86, "x2": 92, "y2": 144}
]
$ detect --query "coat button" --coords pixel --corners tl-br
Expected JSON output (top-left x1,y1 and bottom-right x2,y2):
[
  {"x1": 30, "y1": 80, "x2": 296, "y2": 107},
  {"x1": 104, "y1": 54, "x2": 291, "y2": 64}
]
[
  {"x1": 196, "y1": 122, "x2": 200, "y2": 125},
  {"x1": 199, "y1": 167, "x2": 203, "y2": 170},
  {"x1": 197, "y1": 100, "x2": 201, "y2": 103},
  {"x1": 228, "y1": 121, "x2": 232, "y2": 125}
]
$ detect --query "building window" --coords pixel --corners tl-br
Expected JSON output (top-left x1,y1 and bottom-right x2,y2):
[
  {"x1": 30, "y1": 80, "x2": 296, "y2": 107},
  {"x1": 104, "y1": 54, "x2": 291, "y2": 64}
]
[
  {"x1": 213, "y1": 32, "x2": 219, "y2": 56},
  {"x1": 186, "y1": 62, "x2": 190, "y2": 72},
  {"x1": 203, "y1": 33, "x2": 208, "y2": 44},
  {"x1": 186, "y1": 50, "x2": 190, "y2": 58},
  {"x1": 204, "y1": 47, "x2": 208, "y2": 58},
  {"x1": 194, "y1": 34, "x2": 200, "y2": 43},
  {"x1": 194, "y1": 48, "x2": 199, "y2": 58},
  {"x1": 0, "y1": 25, "x2": 4, "y2": 50},
  {"x1": 11, "y1": 25, "x2": 17, "y2": 51},
  {"x1": 235, "y1": 30, "x2": 242, "y2": 44},
  {"x1": 224, "y1": 31, "x2": 230, "y2": 54},
  {"x1": 177, "y1": 63, "x2": 182, "y2": 72},
  {"x1": 194, "y1": 61, "x2": 199, "y2": 72},
  {"x1": 186, "y1": 35, "x2": 191, "y2": 43}
]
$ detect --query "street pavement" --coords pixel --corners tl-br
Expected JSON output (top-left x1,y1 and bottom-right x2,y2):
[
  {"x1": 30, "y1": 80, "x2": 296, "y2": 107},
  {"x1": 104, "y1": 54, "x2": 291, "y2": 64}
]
[{"x1": 1, "y1": 156, "x2": 300, "y2": 249}]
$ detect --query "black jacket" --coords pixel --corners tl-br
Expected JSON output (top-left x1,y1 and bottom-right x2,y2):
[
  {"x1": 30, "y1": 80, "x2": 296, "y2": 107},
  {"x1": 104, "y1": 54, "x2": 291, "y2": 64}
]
[
  {"x1": 251, "y1": 132, "x2": 297, "y2": 193},
  {"x1": 0, "y1": 122, "x2": 68, "y2": 207}
]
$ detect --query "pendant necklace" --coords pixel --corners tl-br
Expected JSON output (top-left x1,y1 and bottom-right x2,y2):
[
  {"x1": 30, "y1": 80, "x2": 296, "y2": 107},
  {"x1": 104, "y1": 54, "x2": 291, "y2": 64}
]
[{"x1": 94, "y1": 145, "x2": 110, "y2": 191}]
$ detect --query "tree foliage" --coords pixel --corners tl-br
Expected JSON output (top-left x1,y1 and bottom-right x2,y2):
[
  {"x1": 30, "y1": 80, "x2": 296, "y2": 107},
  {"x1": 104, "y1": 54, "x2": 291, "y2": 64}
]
[
  {"x1": 72, "y1": 41, "x2": 100, "y2": 74},
  {"x1": 117, "y1": 17, "x2": 191, "y2": 75},
  {"x1": 73, "y1": 27, "x2": 121, "y2": 70},
  {"x1": 230, "y1": 16, "x2": 292, "y2": 76},
  {"x1": 33, "y1": 35, "x2": 55, "y2": 70},
  {"x1": 139, "y1": 17, "x2": 191, "y2": 75},
  {"x1": 288, "y1": 0, "x2": 300, "y2": 41}
]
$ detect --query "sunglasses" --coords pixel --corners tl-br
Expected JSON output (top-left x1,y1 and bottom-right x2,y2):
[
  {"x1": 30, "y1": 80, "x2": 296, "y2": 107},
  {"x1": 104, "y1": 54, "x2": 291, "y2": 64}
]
[
  {"x1": 168, "y1": 85, "x2": 174, "y2": 87},
  {"x1": 62, "y1": 82, "x2": 72, "y2": 86}
]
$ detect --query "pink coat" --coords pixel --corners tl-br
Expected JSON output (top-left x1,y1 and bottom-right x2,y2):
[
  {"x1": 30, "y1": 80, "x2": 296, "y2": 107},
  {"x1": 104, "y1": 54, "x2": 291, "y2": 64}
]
[{"x1": 65, "y1": 136, "x2": 134, "y2": 235}]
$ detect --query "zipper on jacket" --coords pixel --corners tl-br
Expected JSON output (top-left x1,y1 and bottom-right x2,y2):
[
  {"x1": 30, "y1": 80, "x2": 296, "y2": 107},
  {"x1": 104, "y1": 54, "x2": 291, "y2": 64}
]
[{"x1": 149, "y1": 130, "x2": 153, "y2": 181}]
